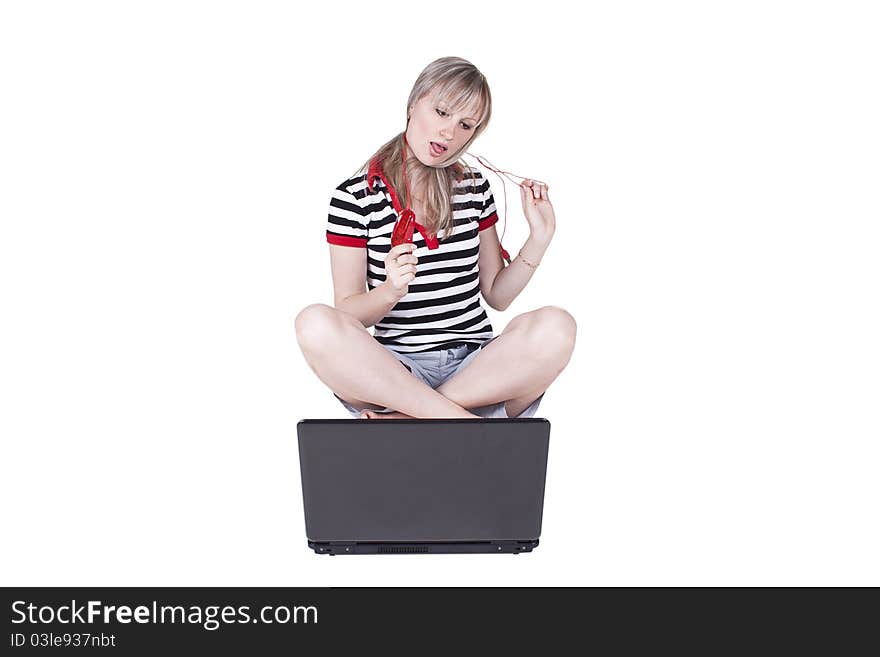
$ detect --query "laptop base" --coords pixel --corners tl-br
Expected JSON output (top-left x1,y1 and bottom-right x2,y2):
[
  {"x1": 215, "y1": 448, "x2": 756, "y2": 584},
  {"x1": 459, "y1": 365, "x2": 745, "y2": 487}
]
[{"x1": 308, "y1": 540, "x2": 539, "y2": 555}]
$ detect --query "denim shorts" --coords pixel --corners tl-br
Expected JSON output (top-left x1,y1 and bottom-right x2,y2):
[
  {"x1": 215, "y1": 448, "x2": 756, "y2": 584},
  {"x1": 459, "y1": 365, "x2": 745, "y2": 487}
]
[{"x1": 334, "y1": 337, "x2": 544, "y2": 419}]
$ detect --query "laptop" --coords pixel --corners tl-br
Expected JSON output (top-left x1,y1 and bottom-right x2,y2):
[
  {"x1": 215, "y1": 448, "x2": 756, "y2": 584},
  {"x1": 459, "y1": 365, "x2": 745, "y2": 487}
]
[{"x1": 297, "y1": 418, "x2": 550, "y2": 555}]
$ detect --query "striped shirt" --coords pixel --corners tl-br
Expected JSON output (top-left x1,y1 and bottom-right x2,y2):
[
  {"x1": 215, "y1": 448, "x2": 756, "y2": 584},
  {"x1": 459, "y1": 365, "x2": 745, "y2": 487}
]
[{"x1": 326, "y1": 159, "x2": 500, "y2": 353}]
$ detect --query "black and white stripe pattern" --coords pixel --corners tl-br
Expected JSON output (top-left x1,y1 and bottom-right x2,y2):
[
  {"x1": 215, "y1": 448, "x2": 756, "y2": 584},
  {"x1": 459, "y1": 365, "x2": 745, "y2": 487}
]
[{"x1": 327, "y1": 165, "x2": 499, "y2": 353}]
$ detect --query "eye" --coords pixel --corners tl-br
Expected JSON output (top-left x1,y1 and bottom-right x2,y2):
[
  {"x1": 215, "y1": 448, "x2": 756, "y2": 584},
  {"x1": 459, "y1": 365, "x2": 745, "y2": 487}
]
[{"x1": 437, "y1": 108, "x2": 473, "y2": 130}]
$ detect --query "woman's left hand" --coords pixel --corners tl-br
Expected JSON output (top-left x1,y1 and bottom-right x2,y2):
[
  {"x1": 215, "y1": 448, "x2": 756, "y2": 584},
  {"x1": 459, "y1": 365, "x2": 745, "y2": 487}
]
[{"x1": 520, "y1": 179, "x2": 555, "y2": 245}]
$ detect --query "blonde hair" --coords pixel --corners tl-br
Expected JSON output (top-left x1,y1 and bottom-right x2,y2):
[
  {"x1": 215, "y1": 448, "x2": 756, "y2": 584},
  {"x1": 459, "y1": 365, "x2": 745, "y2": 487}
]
[{"x1": 357, "y1": 56, "x2": 493, "y2": 239}]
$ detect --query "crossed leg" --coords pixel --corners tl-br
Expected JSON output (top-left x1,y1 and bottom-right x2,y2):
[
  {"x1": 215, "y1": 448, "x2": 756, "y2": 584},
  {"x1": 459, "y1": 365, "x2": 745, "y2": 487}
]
[
  {"x1": 434, "y1": 305, "x2": 577, "y2": 418},
  {"x1": 295, "y1": 304, "x2": 479, "y2": 419},
  {"x1": 296, "y1": 303, "x2": 577, "y2": 420}
]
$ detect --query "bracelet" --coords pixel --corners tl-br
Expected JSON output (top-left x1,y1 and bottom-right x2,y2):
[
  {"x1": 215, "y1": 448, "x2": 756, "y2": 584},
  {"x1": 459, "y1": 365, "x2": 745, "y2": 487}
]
[{"x1": 517, "y1": 253, "x2": 540, "y2": 269}]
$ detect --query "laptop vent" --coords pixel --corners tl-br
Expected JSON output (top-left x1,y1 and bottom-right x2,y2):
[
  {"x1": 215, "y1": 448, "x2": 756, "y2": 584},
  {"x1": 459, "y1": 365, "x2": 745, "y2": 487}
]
[{"x1": 378, "y1": 545, "x2": 429, "y2": 554}]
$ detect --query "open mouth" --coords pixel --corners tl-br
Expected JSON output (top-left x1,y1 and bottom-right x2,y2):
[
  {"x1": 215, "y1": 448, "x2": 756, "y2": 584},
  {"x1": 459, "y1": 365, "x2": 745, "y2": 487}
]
[{"x1": 429, "y1": 141, "x2": 448, "y2": 156}]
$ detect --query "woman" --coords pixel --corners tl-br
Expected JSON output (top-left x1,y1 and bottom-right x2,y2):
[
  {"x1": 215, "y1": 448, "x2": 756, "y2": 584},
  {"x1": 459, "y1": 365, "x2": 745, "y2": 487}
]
[{"x1": 295, "y1": 57, "x2": 576, "y2": 419}]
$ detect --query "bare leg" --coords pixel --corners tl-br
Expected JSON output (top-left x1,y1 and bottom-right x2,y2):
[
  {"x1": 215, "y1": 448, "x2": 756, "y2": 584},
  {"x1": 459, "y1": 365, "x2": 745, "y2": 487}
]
[
  {"x1": 359, "y1": 411, "x2": 414, "y2": 420},
  {"x1": 435, "y1": 306, "x2": 577, "y2": 418},
  {"x1": 295, "y1": 304, "x2": 479, "y2": 419}
]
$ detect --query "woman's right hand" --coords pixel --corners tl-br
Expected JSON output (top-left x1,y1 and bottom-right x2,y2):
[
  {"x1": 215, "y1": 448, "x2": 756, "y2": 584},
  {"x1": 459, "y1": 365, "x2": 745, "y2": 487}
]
[{"x1": 384, "y1": 243, "x2": 418, "y2": 298}]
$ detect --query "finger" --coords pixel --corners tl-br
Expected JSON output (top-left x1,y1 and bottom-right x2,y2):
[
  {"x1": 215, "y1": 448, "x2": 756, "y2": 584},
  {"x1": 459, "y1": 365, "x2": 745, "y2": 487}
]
[
  {"x1": 391, "y1": 243, "x2": 415, "y2": 257},
  {"x1": 394, "y1": 244, "x2": 412, "y2": 265}
]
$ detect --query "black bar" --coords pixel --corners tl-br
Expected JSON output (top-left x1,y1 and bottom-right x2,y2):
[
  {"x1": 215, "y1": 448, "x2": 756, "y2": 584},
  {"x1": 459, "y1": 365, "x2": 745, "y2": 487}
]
[{"x1": 2, "y1": 588, "x2": 875, "y2": 653}]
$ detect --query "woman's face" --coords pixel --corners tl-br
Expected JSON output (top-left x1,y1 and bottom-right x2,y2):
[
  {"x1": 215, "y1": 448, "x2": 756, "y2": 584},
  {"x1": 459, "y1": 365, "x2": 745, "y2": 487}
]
[{"x1": 405, "y1": 93, "x2": 480, "y2": 168}]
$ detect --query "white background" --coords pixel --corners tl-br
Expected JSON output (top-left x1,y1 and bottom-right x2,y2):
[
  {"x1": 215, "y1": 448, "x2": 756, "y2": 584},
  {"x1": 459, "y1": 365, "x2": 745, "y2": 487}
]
[{"x1": 1, "y1": 1, "x2": 878, "y2": 586}]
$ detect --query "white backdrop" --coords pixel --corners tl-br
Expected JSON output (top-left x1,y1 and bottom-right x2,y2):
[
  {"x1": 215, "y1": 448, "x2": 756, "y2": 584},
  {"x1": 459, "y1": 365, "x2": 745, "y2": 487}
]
[{"x1": 1, "y1": 0, "x2": 878, "y2": 586}]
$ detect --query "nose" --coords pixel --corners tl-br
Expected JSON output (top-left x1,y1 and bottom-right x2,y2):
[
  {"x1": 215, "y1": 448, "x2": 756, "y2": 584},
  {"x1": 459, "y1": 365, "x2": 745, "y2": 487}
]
[{"x1": 439, "y1": 120, "x2": 455, "y2": 141}]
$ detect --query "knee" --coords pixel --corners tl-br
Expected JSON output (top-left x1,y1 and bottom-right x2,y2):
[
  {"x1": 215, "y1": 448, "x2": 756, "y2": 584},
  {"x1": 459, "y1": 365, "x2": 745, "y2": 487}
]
[
  {"x1": 526, "y1": 306, "x2": 577, "y2": 361},
  {"x1": 294, "y1": 303, "x2": 347, "y2": 355}
]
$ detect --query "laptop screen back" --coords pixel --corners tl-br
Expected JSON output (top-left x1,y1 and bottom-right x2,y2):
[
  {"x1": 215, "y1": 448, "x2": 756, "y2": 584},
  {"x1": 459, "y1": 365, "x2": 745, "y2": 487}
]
[{"x1": 297, "y1": 419, "x2": 550, "y2": 543}]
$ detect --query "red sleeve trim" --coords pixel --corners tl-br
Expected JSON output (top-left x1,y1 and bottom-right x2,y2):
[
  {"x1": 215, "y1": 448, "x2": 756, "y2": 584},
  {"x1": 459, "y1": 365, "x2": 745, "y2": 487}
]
[
  {"x1": 477, "y1": 212, "x2": 499, "y2": 232},
  {"x1": 327, "y1": 233, "x2": 367, "y2": 248}
]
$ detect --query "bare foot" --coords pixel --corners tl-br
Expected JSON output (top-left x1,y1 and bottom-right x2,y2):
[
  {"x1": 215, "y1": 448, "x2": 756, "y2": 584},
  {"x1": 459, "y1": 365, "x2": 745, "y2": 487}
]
[{"x1": 359, "y1": 411, "x2": 416, "y2": 420}]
